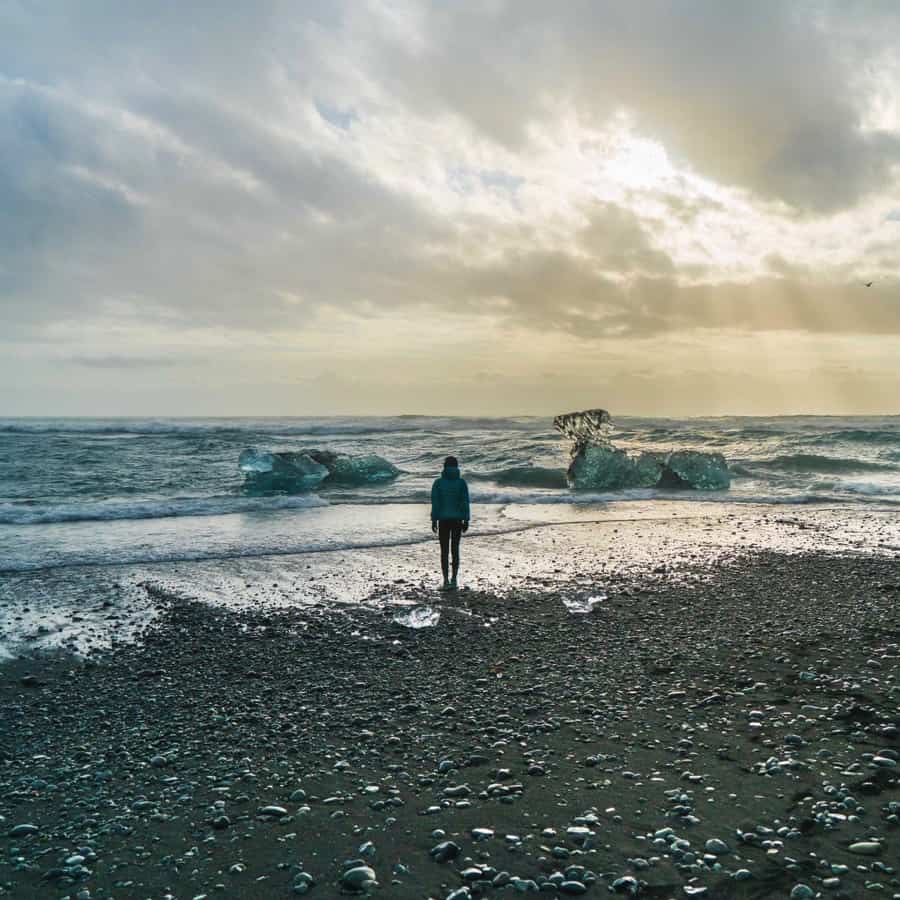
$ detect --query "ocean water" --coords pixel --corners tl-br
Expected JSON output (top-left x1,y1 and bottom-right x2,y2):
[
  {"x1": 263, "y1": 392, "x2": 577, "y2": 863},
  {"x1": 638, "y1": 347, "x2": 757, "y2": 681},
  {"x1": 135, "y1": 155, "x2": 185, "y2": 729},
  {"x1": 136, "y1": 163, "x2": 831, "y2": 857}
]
[
  {"x1": 1, "y1": 414, "x2": 897, "y2": 659},
  {"x1": 1, "y1": 414, "x2": 898, "y2": 574}
]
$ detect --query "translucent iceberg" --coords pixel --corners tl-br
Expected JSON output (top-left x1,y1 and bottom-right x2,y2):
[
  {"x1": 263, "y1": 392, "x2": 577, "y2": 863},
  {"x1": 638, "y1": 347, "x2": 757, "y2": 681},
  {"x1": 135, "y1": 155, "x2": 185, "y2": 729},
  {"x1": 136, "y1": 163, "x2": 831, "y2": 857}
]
[
  {"x1": 307, "y1": 451, "x2": 400, "y2": 484},
  {"x1": 569, "y1": 447, "x2": 662, "y2": 490},
  {"x1": 664, "y1": 450, "x2": 730, "y2": 490},
  {"x1": 555, "y1": 408, "x2": 730, "y2": 491},
  {"x1": 553, "y1": 409, "x2": 612, "y2": 445},
  {"x1": 239, "y1": 448, "x2": 400, "y2": 491},
  {"x1": 238, "y1": 449, "x2": 329, "y2": 486},
  {"x1": 393, "y1": 606, "x2": 440, "y2": 628}
]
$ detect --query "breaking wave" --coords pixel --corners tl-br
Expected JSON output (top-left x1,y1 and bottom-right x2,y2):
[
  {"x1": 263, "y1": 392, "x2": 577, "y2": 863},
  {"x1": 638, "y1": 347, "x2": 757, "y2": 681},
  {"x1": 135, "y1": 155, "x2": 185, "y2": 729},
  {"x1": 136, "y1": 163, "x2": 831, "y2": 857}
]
[
  {"x1": 754, "y1": 453, "x2": 895, "y2": 474},
  {"x1": 0, "y1": 494, "x2": 329, "y2": 526}
]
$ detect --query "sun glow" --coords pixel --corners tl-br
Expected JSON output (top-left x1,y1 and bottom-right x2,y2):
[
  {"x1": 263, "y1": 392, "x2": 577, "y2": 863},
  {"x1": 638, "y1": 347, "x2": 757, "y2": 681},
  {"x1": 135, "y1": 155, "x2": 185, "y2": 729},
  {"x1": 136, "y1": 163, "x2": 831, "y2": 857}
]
[{"x1": 603, "y1": 134, "x2": 674, "y2": 189}]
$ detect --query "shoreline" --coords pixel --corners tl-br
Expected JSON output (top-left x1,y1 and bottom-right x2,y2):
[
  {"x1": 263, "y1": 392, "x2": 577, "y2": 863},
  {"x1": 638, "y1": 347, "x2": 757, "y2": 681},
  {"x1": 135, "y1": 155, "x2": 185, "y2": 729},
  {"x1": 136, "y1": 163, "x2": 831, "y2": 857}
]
[
  {"x1": 1, "y1": 540, "x2": 897, "y2": 899},
  {"x1": 2, "y1": 501, "x2": 899, "y2": 669}
]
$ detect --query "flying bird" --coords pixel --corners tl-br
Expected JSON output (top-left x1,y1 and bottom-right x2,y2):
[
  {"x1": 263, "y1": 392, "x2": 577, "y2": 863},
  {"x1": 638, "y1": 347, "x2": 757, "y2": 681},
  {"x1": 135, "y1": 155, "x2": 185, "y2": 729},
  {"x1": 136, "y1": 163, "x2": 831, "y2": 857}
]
[{"x1": 865, "y1": 281, "x2": 873, "y2": 287}]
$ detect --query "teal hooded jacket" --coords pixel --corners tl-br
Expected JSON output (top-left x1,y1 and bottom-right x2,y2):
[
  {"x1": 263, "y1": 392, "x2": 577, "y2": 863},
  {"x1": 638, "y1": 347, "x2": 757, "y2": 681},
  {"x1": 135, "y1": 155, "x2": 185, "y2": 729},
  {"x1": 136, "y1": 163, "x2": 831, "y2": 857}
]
[{"x1": 431, "y1": 466, "x2": 470, "y2": 523}]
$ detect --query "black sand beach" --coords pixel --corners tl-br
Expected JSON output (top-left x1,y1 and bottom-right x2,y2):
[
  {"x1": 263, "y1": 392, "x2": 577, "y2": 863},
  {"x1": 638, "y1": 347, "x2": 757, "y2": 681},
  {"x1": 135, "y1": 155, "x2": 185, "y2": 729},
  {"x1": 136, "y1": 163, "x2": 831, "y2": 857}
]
[{"x1": 1, "y1": 513, "x2": 898, "y2": 899}]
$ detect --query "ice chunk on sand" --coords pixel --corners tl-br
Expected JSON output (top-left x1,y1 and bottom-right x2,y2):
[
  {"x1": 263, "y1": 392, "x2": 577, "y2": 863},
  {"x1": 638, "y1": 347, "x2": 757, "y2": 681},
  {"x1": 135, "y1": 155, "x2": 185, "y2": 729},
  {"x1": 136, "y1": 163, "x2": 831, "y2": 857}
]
[
  {"x1": 393, "y1": 606, "x2": 440, "y2": 628},
  {"x1": 563, "y1": 594, "x2": 607, "y2": 614}
]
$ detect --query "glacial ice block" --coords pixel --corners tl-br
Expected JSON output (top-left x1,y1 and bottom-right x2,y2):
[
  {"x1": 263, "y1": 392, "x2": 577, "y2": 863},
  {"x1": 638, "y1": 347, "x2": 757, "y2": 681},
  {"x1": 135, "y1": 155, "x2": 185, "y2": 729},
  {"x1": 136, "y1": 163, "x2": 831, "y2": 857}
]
[
  {"x1": 393, "y1": 606, "x2": 440, "y2": 628},
  {"x1": 239, "y1": 448, "x2": 399, "y2": 490},
  {"x1": 305, "y1": 450, "x2": 400, "y2": 484},
  {"x1": 664, "y1": 450, "x2": 730, "y2": 490},
  {"x1": 555, "y1": 408, "x2": 730, "y2": 491},
  {"x1": 568, "y1": 446, "x2": 661, "y2": 490},
  {"x1": 238, "y1": 449, "x2": 329, "y2": 485},
  {"x1": 553, "y1": 409, "x2": 612, "y2": 446}
]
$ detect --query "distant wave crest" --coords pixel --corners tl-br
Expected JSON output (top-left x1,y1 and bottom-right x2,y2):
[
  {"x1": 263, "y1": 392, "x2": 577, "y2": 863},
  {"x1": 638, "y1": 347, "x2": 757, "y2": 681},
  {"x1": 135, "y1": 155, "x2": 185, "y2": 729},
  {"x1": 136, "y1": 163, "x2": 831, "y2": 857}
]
[{"x1": 812, "y1": 429, "x2": 900, "y2": 445}]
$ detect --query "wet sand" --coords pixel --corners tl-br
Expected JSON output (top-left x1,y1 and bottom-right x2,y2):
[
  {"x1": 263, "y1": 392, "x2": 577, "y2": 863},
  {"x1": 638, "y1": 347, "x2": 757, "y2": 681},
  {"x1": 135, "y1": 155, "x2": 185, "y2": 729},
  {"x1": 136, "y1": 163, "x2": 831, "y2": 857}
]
[{"x1": 1, "y1": 510, "x2": 898, "y2": 899}]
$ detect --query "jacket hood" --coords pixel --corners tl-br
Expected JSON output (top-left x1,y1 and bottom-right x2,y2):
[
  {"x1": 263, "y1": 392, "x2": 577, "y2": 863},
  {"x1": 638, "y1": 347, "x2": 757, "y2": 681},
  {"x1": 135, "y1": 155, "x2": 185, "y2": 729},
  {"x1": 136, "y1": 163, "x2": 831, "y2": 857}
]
[{"x1": 441, "y1": 465, "x2": 461, "y2": 480}]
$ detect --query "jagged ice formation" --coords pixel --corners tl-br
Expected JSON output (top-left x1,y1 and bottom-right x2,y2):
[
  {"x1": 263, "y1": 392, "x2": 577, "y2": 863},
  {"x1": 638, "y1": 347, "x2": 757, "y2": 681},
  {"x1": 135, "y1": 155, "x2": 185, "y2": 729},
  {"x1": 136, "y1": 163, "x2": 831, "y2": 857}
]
[
  {"x1": 239, "y1": 449, "x2": 400, "y2": 490},
  {"x1": 554, "y1": 409, "x2": 730, "y2": 491}
]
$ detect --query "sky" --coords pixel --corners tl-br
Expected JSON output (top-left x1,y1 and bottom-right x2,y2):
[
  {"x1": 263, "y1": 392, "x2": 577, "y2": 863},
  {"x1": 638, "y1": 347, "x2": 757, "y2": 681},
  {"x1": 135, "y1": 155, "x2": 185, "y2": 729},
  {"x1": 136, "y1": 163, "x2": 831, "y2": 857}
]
[{"x1": 2, "y1": 1, "x2": 899, "y2": 417}]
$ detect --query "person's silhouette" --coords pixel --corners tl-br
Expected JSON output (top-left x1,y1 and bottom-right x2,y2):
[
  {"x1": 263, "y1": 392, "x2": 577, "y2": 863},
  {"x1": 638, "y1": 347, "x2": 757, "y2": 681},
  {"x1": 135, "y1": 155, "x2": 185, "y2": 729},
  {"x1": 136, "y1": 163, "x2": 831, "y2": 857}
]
[{"x1": 430, "y1": 455, "x2": 470, "y2": 591}]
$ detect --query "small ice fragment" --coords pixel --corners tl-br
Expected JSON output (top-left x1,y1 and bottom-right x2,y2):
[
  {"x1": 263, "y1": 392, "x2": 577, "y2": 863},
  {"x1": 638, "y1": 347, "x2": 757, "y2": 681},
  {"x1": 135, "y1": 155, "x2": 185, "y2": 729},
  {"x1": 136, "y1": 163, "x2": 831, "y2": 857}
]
[
  {"x1": 393, "y1": 606, "x2": 440, "y2": 628},
  {"x1": 563, "y1": 594, "x2": 607, "y2": 614}
]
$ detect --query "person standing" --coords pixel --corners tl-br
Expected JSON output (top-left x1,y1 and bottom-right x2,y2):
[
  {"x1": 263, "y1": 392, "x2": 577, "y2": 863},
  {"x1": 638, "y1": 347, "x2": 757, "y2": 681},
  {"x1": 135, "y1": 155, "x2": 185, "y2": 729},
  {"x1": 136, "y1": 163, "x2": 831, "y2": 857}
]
[{"x1": 430, "y1": 455, "x2": 470, "y2": 591}]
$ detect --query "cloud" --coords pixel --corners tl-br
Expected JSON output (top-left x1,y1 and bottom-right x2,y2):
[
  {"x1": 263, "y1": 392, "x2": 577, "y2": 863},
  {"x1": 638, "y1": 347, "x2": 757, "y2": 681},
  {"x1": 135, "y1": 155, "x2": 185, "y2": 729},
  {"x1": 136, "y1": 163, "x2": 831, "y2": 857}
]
[
  {"x1": 1, "y1": 2, "x2": 899, "y2": 414},
  {"x1": 448, "y1": 248, "x2": 900, "y2": 339},
  {"x1": 349, "y1": 1, "x2": 900, "y2": 212}
]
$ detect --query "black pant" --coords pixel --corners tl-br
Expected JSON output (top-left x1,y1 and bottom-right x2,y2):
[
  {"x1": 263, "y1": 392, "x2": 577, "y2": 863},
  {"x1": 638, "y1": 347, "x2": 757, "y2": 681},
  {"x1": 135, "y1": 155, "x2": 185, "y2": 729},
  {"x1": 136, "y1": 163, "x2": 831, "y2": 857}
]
[{"x1": 438, "y1": 519, "x2": 463, "y2": 579}]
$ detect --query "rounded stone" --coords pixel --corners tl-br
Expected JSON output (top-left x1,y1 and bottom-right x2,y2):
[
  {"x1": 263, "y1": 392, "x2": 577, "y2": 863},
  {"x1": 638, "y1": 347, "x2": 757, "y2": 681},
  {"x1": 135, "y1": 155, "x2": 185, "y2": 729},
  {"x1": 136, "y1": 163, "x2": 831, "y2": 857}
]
[
  {"x1": 789, "y1": 886, "x2": 814, "y2": 900},
  {"x1": 258, "y1": 805, "x2": 288, "y2": 817},
  {"x1": 341, "y1": 866, "x2": 377, "y2": 891},
  {"x1": 848, "y1": 841, "x2": 881, "y2": 855},
  {"x1": 430, "y1": 840, "x2": 461, "y2": 863},
  {"x1": 705, "y1": 838, "x2": 730, "y2": 855}
]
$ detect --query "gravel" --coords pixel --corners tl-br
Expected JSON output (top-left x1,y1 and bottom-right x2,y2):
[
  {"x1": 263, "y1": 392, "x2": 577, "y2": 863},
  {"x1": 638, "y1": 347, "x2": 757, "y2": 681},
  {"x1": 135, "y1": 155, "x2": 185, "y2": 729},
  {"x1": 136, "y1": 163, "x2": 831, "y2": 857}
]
[{"x1": 0, "y1": 549, "x2": 897, "y2": 898}]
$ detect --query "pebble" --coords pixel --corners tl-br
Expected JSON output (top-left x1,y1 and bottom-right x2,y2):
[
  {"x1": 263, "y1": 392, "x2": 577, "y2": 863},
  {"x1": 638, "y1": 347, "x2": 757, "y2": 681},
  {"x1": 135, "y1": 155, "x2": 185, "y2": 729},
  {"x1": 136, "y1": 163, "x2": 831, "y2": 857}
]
[
  {"x1": 258, "y1": 805, "x2": 288, "y2": 817},
  {"x1": 704, "y1": 838, "x2": 729, "y2": 855},
  {"x1": 566, "y1": 826, "x2": 594, "y2": 844},
  {"x1": 849, "y1": 842, "x2": 882, "y2": 856},
  {"x1": 430, "y1": 841, "x2": 461, "y2": 863},
  {"x1": 8, "y1": 824, "x2": 39, "y2": 838},
  {"x1": 790, "y1": 886, "x2": 815, "y2": 900},
  {"x1": 341, "y1": 865, "x2": 377, "y2": 891},
  {"x1": 442, "y1": 784, "x2": 471, "y2": 798},
  {"x1": 2, "y1": 545, "x2": 897, "y2": 900}
]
